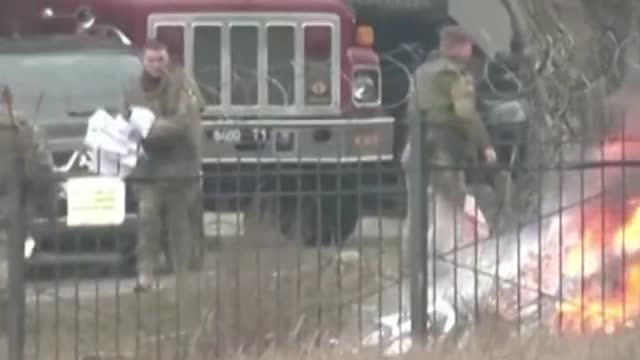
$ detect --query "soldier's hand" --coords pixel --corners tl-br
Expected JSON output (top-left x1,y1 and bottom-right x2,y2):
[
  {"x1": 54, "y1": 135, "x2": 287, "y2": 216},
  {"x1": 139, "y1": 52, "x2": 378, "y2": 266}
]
[{"x1": 484, "y1": 147, "x2": 497, "y2": 164}]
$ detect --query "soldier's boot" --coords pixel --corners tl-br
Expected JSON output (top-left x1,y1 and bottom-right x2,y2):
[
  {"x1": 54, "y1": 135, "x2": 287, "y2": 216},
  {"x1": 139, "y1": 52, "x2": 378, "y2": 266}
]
[
  {"x1": 135, "y1": 272, "x2": 155, "y2": 292},
  {"x1": 135, "y1": 250, "x2": 160, "y2": 292}
]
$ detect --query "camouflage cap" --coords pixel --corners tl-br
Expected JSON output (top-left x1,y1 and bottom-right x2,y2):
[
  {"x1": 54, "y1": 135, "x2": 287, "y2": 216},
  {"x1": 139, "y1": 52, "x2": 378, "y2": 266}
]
[{"x1": 439, "y1": 25, "x2": 474, "y2": 45}]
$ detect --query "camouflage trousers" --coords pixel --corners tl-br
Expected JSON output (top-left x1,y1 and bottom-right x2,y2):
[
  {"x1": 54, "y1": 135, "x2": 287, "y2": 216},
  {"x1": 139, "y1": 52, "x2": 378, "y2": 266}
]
[
  {"x1": 401, "y1": 136, "x2": 468, "y2": 209},
  {"x1": 401, "y1": 142, "x2": 467, "y2": 275},
  {"x1": 401, "y1": 136, "x2": 511, "y2": 280},
  {"x1": 135, "y1": 179, "x2": 204, "y2": 359},
  {"x1": 136, "y1": 180, "x2": 203, "y2": 278},
  {"x1": 427, "y1": 148, "x2": 467, "y2": 209}
]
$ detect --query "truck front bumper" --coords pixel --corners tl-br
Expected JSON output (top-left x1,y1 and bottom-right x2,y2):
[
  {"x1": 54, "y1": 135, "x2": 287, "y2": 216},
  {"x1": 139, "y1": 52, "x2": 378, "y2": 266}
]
[
  {"x1": 200, "y1": 116, "x2": 396, "y2": 164},
  {"x1": 27, "y1": 201, "x2": 139, "y2": 268}
]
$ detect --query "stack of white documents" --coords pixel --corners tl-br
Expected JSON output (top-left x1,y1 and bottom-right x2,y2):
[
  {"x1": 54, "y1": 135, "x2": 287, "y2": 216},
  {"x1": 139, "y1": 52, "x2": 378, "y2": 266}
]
[{"x1": 83, "y1": 107, "x2": 155, "y2": 177}]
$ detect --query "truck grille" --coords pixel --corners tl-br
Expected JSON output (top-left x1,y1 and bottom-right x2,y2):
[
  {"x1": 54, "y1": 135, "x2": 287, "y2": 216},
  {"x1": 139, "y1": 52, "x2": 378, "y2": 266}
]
[
  {"x1": 52, "y1": 151, "x2": 74, "y2": 169},
  {"x1": 150, "y1": 13, "x2": 341, "y2": 116}
]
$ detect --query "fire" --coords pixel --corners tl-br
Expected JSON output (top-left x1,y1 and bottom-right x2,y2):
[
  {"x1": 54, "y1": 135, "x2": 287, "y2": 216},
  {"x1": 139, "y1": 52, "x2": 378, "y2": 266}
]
[
  {"x1": 555, "y1": 262, "x2": 640, "y2": 334},
  {"x1": 613, "y1": 204, "x2": 640, "y2": 254},
  {"x1": 554, "y1": 195, "x2": 640, "y2": 333},
  {"x1": 498, "y1": 138, "x2": 640, "y2": 333},
  {"x1": 541, "y1": 136, "x2": 640, "y2": 334}
]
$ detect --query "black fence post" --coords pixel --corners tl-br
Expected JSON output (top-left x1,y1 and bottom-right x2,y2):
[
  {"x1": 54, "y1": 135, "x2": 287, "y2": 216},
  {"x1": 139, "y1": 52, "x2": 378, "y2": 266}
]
[
  {"x1": 6, "y1": 126, "x2": 26, "y2": 360},
  {"x1": 409, "y1": 117, "x2": 428, "y2": 340}
]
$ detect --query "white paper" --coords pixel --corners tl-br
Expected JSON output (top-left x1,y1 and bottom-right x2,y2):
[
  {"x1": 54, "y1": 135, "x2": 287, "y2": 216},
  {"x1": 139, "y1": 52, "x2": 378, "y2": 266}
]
[
  {"x1": 88, "y1": 150, "x2": 137, "y2": 177},
  {"x1": 66, "y1": 176, "x2": 126, "y2": 227},
  {"x1": 129, "y1": 106, "x2": 156, "y2": 138},
  {"x1": 85, "y1": 110, "x2": 138, "y2": 154},
  {"x1": 83, "y1": 108, "x2": 142, "y2": 177}
]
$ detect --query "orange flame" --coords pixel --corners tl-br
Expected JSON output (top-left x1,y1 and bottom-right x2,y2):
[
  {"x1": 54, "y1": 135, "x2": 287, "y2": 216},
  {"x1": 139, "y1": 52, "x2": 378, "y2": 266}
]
[
  {"x1": 547, "y1": 136, "x2": 640, "y2": 334},
  {"x1": 554, "y1": 193, "x2": 640, "y2": 333},
  {"x1": 555, "y1": 262, "x2": 640, "y2": 333}
]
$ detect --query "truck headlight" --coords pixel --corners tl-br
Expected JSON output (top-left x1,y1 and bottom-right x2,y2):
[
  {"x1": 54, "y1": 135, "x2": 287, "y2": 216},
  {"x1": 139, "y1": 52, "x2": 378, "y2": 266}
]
[
  {"x1": 25, "y1": 235, "x2": 36, "y2": 259},
  {"x1": 352, "y1": 69, "x2": 380, "y2": 106}
]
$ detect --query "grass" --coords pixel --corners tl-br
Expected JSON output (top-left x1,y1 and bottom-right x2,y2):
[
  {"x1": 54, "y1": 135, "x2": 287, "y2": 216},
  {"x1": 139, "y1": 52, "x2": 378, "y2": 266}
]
[
  {"x1": 15, "y1": 216, "x2": 401, "y2": 360},
  {"x1": 241, "y1": 327, "x2": 640, "y2": 360},
  {"x1": 9, "y1": 215, "x2": 640, "y2": 359}
]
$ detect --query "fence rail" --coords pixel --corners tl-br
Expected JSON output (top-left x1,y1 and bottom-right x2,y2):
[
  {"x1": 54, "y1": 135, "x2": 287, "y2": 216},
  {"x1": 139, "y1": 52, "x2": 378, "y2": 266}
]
[
  {"x1": 2, "y1": 138, "x2": 408, "y2": 359},
  {"x1": 4, "y1": 119, "x2": 640, "y2": 358}
]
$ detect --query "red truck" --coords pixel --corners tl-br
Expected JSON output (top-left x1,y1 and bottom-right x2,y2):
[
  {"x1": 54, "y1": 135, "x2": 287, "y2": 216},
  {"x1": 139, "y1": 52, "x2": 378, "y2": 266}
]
[{"x1": 0, "y1": 0, "x2": 451, "y2": 246}]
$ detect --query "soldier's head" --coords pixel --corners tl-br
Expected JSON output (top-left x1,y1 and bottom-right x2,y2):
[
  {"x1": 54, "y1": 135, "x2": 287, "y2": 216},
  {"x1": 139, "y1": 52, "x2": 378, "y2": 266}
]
[
  {"x1": 439, "y1": 26, "x2": 474, "y2": 61},
  {"x1": 142, "y1": 39, "x2": 170, "y2": 79}
]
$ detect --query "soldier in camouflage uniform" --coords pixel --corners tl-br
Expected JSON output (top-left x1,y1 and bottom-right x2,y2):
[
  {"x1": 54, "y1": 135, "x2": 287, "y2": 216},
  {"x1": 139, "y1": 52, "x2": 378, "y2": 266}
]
[
  {"x1": 125, "y1": 40, "x2": 205, "y2": 292},
  {"x1": 401, "y1": 26, "x2": 497, "y2": 280},
  {"x1": 412, "y1": 26, "x2": 496, "y2": 208},
  {"x1": 399, "y1": 25, "x2": 499, "y2": 318}
]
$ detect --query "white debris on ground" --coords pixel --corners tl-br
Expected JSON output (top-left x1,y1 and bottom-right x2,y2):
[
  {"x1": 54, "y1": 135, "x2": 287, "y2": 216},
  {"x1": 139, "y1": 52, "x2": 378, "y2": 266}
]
[
  {"x1": 358, "y1": 191, "x2": 552, "y2": 356},
  {"x1": 361, "y1": 296, "x2": 457, "y2": 356}
]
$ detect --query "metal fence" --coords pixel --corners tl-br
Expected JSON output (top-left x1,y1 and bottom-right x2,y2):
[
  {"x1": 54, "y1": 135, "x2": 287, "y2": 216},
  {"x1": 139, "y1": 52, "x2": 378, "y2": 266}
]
[
  {"x1": 1, "y1": 125, "x2": 409, "y2": 359},
  {"x1": 4, "y1": 118, "x2": 640, "y2": 359},
  {"x1": 405, "y1": 116, "x2": 640, "y2": 346}
]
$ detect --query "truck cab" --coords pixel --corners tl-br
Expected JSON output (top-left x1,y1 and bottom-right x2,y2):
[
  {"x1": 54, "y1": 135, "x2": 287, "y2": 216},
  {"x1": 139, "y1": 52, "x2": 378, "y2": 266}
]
[
  {"x1": 2, "y1": 0, "x2": 529, "y2": 245},
  {"x1": 6, "y1": 0, "x2": 399, "y2": 245}
]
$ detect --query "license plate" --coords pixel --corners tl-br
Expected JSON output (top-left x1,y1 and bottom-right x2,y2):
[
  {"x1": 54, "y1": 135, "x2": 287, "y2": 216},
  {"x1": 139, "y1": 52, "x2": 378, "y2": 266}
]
[
  {"x1": 65, "y1": 177, "x2": 126, "y2": 227},
  {"x1": 212, "y1": 128, "x2": 271, "y2": 144}
]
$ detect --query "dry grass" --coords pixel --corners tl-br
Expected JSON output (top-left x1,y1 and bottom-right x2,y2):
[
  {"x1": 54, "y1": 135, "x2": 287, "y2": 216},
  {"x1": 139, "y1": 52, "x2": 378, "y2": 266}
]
[
  {"x1": 17, "y1": 216, "x2": 397, "y2": 359},
  {"x1": 233, "y1": 328, "x2": 640, "y2": 360},
  {"x1": 202, "y1": 214, "x2": 400, "y2": 356},
  {"x1": 13, "y1": 217, "x2": 640, "y2": 359}
]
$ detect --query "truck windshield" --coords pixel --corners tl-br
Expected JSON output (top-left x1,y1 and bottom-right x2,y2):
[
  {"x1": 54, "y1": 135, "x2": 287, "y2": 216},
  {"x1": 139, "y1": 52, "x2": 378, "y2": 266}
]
[{"x1": 0, "y1": 52, "x2": 141, "y2": 121}]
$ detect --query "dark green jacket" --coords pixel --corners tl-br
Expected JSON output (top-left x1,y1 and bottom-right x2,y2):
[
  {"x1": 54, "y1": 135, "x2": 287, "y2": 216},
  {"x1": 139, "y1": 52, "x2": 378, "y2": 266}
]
[
  {"x1": 414, "y1": 55, "x2": 492, "y2": 157},
  {"x1": 125, "y1": 67, "x2": 204, "y2": 180}
]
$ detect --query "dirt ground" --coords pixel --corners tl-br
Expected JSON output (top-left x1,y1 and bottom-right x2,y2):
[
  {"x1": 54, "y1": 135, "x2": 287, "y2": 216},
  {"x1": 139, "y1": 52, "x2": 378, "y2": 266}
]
[
  {"x1": 9, "y1": 219, "x2": 403, "y2": 360},
  {"x1": 4, "y1": 211, "x2": 638, "y2": 359},
  {"x1": 13, "y1": 227, "x2": 640, "y2": 360}
]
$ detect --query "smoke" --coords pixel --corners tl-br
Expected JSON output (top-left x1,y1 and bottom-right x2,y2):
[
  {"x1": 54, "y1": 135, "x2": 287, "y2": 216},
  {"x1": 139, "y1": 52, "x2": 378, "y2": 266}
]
[{"x1": 429, "y1": 77, "x2": 640, "y2": 323}]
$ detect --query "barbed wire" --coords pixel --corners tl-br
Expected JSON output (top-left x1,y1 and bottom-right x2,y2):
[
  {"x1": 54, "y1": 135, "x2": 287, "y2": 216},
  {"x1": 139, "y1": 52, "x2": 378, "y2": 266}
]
[
  {"x1": 491, "y1": 1, "x2": 640, "y2": 218},
  {"x1": 3, "y1": 24, "x2": 638, "y2": 147}
]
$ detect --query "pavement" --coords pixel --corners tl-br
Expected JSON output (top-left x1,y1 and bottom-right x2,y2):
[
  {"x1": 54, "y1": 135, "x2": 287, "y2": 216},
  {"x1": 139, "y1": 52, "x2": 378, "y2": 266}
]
[
  {"x1": 202, "y1": 212, "x2": 405, "y2": 239},
  {"x1": 23, "y1": 212, "x2": 405, "y2": 303}
]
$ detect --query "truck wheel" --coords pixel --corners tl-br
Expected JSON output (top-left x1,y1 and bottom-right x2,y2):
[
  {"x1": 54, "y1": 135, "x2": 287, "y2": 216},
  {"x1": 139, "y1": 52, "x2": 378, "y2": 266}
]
[
  {"x1": 279, "y1": 195, "x2": 359, "y2": 246},
  {"x1": 114, "y1": 233, "x2": 138, "y2": 276}
]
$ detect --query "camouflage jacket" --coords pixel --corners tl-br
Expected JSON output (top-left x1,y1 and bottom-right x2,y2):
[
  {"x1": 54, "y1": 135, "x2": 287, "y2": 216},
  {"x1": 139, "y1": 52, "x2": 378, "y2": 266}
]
[
  {"x1": 125, "y1": 67, "x2": 204, "y2": 180},
  {"x1": 413, "y1": 54, "x2": 492, "y2": 152}
]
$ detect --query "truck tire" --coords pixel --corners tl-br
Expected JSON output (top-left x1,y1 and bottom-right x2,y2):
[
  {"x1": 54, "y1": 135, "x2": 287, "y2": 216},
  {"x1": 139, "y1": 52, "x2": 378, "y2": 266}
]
[
  {"x1": 114, "y1": 233, "x2": 138, "y2": 275},
  {"x1": 278, "y1": 195, "x2": 359, "y2": 246},
  {"x1": 349, "y1": 0, "x2": 446, "y2": 21}
]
